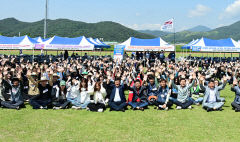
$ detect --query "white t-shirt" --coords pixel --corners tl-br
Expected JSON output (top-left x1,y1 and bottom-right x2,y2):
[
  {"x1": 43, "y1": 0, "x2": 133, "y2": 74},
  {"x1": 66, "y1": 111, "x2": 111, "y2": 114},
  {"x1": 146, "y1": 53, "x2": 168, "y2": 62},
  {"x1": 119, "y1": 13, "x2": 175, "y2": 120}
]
[
  {"x1": 208, "y1": 89, "x2": 216, "y2": 103},
  {"x1": 114, "y1": 88, "x2": 121, "y2": 102}
]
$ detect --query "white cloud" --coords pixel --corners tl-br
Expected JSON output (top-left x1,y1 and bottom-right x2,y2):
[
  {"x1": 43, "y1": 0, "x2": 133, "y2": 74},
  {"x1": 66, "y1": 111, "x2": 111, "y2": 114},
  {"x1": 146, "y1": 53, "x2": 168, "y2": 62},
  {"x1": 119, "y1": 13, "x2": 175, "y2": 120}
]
[
  {"x1": 125, "y1": 23, "x2": 162, "y2": 30},
  {"x1": 188, "y1": 4, "x2": 211, "y2": 18},
  {"x1": 219, "y1": 0, "x2": 240, "y2": 19}
]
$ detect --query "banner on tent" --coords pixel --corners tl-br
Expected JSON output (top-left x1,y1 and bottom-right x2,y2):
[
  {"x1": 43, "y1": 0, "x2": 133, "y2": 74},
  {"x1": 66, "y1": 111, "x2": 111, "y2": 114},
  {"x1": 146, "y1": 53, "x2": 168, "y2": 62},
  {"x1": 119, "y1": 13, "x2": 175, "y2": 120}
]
[
  {"x1": 35, "y1": 44, "x2": 44, "y2": 49},
  {"x1": 197, "y1": 46, "x2": 240, "y2": 52},
  {"x1": 125, "y1": 46, "x2": 174, "y2": 51},
  {"x1": 44, "y1": 44, "x2": 94, "y2": 50},
  {"x1": 192, "y1": 46, "x2": 201, "y2": 51},
  {"x1": 114, "y1": 45, "x2": 125, "y2": 60},
  {"x1": 0, "y1": 44, "x2": 33, "y2": 49}
]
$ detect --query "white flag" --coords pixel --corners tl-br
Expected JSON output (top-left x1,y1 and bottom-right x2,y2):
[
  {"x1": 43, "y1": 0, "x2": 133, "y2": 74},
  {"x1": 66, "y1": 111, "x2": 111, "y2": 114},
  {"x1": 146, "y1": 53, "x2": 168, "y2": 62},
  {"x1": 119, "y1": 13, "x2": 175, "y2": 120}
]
[{"x1": 161, "y1": 18, "x2": 174, "y2": 31}]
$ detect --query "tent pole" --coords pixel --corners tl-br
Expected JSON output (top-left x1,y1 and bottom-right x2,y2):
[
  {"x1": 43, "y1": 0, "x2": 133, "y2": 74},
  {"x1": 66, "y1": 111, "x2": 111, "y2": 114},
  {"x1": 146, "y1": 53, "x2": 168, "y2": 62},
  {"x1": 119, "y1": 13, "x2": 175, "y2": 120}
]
[
  {"x1": 186, "y1": 48, "x2": 187, "y2": 58},
  {"x1": 33, "y1": 47, "x2": 35, "y2": 63},
  {"x1": 220, "y1": 51, "x2": 221, "y2": 62}
]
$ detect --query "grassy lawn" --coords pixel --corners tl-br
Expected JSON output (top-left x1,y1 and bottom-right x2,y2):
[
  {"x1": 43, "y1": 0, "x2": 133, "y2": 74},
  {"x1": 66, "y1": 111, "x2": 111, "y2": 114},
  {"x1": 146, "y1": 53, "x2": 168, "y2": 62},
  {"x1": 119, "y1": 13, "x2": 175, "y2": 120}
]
[
  {"x1": 0, "y1": 49, "x2": 240, "y2": 58},
  {"x1": 0, "y1": 85, "x2": 240, "y2": 142}
]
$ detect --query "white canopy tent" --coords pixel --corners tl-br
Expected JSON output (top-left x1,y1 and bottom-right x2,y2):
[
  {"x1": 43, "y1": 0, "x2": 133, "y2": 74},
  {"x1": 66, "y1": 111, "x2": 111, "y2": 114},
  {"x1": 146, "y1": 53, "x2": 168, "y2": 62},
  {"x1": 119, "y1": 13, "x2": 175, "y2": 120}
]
[
  {"x1": 43, "y1": 36, "x2": 95, "y2": 50},
  {"x1": 120, "y1": 37, "x2": 175, "y2": 51},
  {"x1": 0, "y1": 35, "x2": 39, "y2": 49}
]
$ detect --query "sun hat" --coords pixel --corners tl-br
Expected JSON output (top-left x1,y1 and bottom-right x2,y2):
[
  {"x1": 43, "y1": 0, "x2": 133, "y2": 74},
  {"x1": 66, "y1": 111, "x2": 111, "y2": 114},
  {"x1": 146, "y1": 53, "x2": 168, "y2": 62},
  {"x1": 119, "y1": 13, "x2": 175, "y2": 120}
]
[
  {"x1": 53, "y1": 73, "x2": 60, "y2": 78},
  {"x1": 38, "y1": 76, "x2": 49, "y2": 82},
  {"x1": 31, "y1": 72, "x2": 37, "y2": 76}
]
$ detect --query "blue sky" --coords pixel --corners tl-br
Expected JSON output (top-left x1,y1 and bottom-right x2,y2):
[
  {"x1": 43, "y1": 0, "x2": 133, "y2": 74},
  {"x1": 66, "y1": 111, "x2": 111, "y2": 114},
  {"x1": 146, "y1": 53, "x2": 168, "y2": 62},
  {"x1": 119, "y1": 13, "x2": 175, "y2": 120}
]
[{"x1": 1, "y1": 0, "x2": 240, "y2": 31}]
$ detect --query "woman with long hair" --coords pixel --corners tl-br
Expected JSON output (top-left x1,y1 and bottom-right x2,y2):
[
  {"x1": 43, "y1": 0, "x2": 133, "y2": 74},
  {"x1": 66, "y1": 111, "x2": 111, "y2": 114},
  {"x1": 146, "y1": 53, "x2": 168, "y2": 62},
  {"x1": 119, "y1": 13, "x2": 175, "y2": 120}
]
[
  {"x1": 52, "y1": 80, "x2": 70, "y2": 109},
  {"x1": 87, "y1": 81, "x2": 107, "y2": 112},
  {"x1": 78, "y1": 78, "x2": 92, "y2": 109}
]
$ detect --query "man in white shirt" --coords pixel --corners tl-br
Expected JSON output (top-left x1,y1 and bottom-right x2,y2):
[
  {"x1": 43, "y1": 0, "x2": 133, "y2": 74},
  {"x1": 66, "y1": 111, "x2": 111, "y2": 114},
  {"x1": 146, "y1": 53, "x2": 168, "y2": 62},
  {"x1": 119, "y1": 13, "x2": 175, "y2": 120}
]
[
  {"x1": 200, "y1": 76, "x2": 227, "y2": 112},
  {"x1": 107, "y1": 78, "x2": 128, "y2": 112}
]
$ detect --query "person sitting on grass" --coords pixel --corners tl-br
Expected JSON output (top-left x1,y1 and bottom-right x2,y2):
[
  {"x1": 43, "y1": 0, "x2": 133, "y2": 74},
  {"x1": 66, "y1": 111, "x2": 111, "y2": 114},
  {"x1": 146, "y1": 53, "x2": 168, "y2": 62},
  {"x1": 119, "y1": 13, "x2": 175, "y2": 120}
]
[
  {"x1": 87, "y1": 81, "x2": 107, "y2": 112},
  {"x1": 52, "y1": 80, "x2": 70, "y2": 109},
  {"x1": 0, "y1": 73, "x2": 24, "y2": 110},
  {"x1": 29, "y1": 70, "x2": 53, "y2": 109},
  {"x1": 214, "y1": 80, "x2": 226, "y2": 102},
  {"x1": 230, "y1": 79, "x2": 240, "y2": 112},
  {"x1": 51, "y1": 73, "x2": 60, "y2": 100},
  {"x1": 189, "y1": 80, "x2": 203, "y2": 105},
  {"x1": 169, "y1": 73, "x2": 196, "y2": 110},
  {"x1": 200, "y1": 76, "x2": 227, "y2": 112},
  {"x1": 66, "y1": 76, "x2": 81, "y2": 109},
  {"x1": 26, "y1": 72, "x2": 40, "y2": 100},
  {"x1": 144, "y1": 75, "x2": 159, "y2": 105},
  {"x1": 156, "y1": 79, "x2": 172, "y2": 110},
  {"x1": 107, "y1": 77, "x2": 129, "y2": 112},
  {"x1": 78, "y1": 78, "x2": 92, "y2": 109},
  {"x1": 128, "y1": 79, "x2": 148, "y2": 111}
]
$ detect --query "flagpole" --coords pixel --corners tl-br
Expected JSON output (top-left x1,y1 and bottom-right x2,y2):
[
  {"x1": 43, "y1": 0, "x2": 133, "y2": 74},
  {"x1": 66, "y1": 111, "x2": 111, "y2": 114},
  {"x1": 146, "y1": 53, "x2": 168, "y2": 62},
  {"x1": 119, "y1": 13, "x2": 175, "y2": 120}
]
[{"x1": 173, "y1": 18, "x2": 176, "y2": 62}]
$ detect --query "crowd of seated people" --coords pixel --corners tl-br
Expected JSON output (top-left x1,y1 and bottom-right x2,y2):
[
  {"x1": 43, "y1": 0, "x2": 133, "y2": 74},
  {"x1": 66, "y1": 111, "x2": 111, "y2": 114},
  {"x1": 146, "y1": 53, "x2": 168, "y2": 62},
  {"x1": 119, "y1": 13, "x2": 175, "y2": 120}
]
[{"x1": 0, "y1": 52, "x2": 240, "y2": 113}]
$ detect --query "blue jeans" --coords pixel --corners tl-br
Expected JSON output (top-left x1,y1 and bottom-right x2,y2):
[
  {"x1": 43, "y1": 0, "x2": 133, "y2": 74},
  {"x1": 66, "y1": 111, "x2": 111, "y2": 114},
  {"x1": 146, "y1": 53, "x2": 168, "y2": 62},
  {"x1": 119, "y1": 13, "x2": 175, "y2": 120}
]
[
  {"x1": 67, "y1": 98, "x2": 81, "y2": 107},
  {"x1": 203, "y1": 102, "x2": 224, "y2": 110},
  {"x1": 109, "y1": 101, "x2": 127, "y2": 111},
  {"x1": 1, "y1": 101, "x2": 24, "y2": 109},
  {"x1": 128, "y1": 101, "x2": 148, "y2": 108},
  {"x1": 30, "y1": 98, "x2": 51, "y2": 109},
  {"x1": 171, "y1": 98, "x2": 193, "y2": 109},
  {"x1": 190, "y1": 97, "x2": 203, "y2": 104},
  {"x1": 157, "y1": 97, "x2": 173, "y2": 107}
]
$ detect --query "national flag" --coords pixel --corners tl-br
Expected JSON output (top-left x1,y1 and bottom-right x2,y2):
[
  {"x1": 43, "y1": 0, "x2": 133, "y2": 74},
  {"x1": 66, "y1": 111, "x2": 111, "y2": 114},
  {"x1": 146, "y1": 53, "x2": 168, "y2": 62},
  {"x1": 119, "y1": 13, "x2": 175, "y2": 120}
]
[{"x1": 161, "y1": 18, "x2": 174, "y2": 31}]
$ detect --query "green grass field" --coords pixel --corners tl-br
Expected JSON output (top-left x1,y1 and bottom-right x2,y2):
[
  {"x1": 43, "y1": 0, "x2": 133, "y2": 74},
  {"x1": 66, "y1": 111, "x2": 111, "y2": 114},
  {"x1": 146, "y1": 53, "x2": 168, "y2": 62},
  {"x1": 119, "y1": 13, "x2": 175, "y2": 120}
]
[
  {"x1": 0, "y1": 49, "x2": 239, "y2": 58},
  {"x1": 0, "y1": 85, "x2": 240, "y2": 142}
]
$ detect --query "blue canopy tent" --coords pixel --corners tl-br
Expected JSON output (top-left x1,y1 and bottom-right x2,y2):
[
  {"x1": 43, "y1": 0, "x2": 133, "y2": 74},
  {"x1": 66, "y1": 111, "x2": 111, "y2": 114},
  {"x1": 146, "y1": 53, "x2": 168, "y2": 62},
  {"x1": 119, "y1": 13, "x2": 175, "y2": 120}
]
[
  {"x1": 191, "y1": 37, "x2": 240, "y2": 59},
  {"x1": 33, "y1": 37, "x2": 49, "y2": 43},
  {"x1": 44, "y1": 36, "x2": 96, "y2": 50},
  {"x1": 0, "y1": 35, "x2": 39, "y2": 49},
  {"x1": 121, "y1": 37, "x2": 174, "y2": 51},
  {"x1": 191, "y1": 38, "x2": 240, "y2": 52},
  {"x1": 86, "y1": 38, "x2": 104, "y2": 49},
  {"x1": 94, "y1": 38, "x2": 111, "y2": 48},
  {"x1": 181, "y1": 39, "x2": 199, "y2": 58},
  {"x1": 181, "y1": 39, "x2": 199, "y2": 49}
]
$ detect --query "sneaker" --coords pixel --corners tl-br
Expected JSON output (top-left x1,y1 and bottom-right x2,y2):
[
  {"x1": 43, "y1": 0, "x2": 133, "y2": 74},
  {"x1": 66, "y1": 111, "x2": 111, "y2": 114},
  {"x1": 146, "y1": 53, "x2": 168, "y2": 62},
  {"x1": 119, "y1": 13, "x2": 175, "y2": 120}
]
[
  {"x1": 86, "y1": 107, "x2": 90, "y2": 111},
  {"x1": 98, "y1": 108, "x2": 104, "y2": 112},
  {"x1": 40, "y1": 106, "x2": 44, "y2": 109},
  {"x1": 140, "y1": 108, "x2": 144, "y2": 111},
  {"x1": 71, "y1": 106, "x2": 78, "y2": 109},
  {"x1": 159, "y1": 105, "x2": 163, "y2": 108},
  {"x1": 53, "y1": 107, "x2": 60, "y2": 110},
  {"x1": 235, "y1": 108, "x2": 240, "y2": 112},
  {"x1": 188, "y1": 106, "x2": 192, "y2": 109},
  {"x1": 207, "y1": 108, "x2": 213, "y2": 112},
  {"x1": 43, "y1": 106, "x2": 48, "y2": 109},
  {"x1": 176, "y1": 106, "x2": 182, "y2": 110},
  {"x1": 164, "y1": 107, "x2": 169, "y2": 111},
  {"x1": 76, "y1": 107, "x2": 82, "y2": 110},
  {"x1": 16, "y1": 106, "x2": 20, "y2": 110},
  {"x1": 195, "y1": 103, "x2": 200, "y2": 106}
]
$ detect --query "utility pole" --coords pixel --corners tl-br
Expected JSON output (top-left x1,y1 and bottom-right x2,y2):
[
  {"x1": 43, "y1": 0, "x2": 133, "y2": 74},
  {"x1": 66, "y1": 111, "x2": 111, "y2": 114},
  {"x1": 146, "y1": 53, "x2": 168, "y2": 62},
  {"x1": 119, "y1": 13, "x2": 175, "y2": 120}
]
[
  {"x1": 44, "y1": 0, "x2": 48, "y2": 39},
  {"x1": 43, "y1": 0, "x2": 48, "y2": 55}
]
